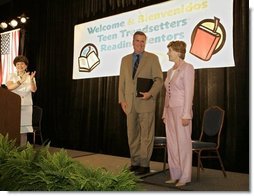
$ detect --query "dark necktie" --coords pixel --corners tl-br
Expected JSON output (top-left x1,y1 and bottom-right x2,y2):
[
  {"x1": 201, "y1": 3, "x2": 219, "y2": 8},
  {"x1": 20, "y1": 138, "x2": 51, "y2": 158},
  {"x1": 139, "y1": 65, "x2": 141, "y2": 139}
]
[{"x1": 132, "y1": 54, "x2": 139, "y2": 79}]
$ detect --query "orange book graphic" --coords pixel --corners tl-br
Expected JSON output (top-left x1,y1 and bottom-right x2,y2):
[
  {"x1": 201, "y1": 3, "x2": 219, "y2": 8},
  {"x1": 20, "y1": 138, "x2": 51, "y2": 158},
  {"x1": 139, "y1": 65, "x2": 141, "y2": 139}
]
[{"x1": 190, "y1": 18, "x2": 221, "y2": 61}]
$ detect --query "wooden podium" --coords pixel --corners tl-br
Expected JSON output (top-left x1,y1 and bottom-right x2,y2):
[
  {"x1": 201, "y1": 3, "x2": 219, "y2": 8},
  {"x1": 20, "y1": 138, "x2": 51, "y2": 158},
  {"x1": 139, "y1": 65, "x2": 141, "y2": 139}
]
[{"x1": 0, "y1": 87, "x2": 21, "y2": 145}]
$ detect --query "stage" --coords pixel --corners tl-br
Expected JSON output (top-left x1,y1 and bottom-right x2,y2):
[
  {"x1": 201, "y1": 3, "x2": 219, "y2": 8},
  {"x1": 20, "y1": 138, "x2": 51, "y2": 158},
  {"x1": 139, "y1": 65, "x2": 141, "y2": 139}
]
[{"x1": 38, "y1": 145, "x2": 249, "y2": 191}]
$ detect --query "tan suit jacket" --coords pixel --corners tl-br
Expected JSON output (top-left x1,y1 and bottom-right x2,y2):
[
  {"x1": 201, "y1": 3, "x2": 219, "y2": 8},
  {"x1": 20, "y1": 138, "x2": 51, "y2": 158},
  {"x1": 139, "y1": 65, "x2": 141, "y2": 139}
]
[{"x1": 118, "y1": 51, "x2": 163, "y2": 114}]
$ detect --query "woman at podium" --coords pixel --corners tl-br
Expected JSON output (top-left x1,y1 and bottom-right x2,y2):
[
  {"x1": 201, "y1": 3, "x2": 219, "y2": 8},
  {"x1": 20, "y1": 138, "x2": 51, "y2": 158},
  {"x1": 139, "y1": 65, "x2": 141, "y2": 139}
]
[{"x1": 6, "y1": 55, "x2": 37, "y2": 146}]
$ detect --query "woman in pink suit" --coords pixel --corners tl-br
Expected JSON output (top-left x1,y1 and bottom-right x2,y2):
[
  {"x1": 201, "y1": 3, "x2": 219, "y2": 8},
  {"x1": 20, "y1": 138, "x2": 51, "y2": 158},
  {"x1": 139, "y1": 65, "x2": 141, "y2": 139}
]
[{"x1": 162, "y1": 41, "x2": 195, "y2": 187}]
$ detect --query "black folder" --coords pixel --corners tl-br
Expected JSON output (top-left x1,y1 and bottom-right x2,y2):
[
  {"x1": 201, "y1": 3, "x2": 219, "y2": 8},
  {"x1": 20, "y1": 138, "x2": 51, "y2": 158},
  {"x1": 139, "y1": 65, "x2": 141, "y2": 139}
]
[{"x1": 136, "y1": 77, "x2": 153, "y2": 97}]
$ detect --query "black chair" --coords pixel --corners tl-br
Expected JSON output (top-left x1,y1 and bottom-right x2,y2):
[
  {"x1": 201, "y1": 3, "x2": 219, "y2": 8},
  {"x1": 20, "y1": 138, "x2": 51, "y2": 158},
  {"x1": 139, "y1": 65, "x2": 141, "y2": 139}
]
[
  {"x1": 192, "y1": 106, "x2": 227, "y2": 180},
  {"x1": 32, "y1": 105, "x2": 43, "y2": 144},
  {"x1": 154, "y1": 136, "x2": 167, "y2": 172}
]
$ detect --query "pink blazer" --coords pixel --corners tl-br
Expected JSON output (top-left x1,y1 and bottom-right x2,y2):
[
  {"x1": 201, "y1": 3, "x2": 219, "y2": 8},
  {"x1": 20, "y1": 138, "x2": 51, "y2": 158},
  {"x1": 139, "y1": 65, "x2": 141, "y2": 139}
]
[{"x1": 163, "y1": 61, "x2": 195, "y2": 119}]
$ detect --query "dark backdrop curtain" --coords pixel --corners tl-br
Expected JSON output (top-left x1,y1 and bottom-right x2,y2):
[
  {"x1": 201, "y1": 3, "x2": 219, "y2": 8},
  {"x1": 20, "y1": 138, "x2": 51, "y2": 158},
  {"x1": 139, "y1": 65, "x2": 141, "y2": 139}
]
[{"x1": 0, "y1": 0, "x2": 249, "y2": 173}]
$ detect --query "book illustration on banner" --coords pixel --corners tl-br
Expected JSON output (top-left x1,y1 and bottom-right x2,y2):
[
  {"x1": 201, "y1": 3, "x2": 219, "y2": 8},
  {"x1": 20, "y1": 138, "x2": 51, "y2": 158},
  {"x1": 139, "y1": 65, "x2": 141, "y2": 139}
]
[
  {"x1": 136, "y1": 77, "x2": 154, "y2": 97},
  {"x1": 190, "y1": 17, "x2": 226, "y2": 61},
  {"x1": 78, "y1": 43, "x2": 100, "y2": 72}
]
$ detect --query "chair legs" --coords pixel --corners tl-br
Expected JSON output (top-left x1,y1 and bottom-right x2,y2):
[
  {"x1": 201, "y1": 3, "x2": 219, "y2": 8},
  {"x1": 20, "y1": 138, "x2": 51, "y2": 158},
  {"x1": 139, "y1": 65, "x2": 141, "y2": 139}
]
[
  {"x1": 33, "y1": 131, "x2": 36, "y2": 145},
  {"x1": 195, "y1": 150, "x2": 227, "y2": 181},
  {"x1": 163, "y1": 146, "x2": 167, "y2": 172},
  {"x1": 197, "y1": 151, "x2": 201, "y2": 181},
  {"x1": 32, "y1": 130, "x2": 43, "y2": 145},
  {"x1": 39, "y1": 131, "x2": 43, "y2": 144},
  {"x1": 196, "y1": 151, "x2": 206, "y2": 180},
  {"x1": 216, "y1": 150, "x2": 227, "y2": 177},
  {"x1": 154, "y1": 137, "x2": 167, "y2": 172}
]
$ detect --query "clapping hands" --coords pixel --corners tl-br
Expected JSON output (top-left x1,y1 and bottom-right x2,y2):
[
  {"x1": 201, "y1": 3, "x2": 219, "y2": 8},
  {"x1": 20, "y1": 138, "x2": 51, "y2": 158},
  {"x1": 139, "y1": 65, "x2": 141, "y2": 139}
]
[{"x1": 30, "y1": 71, "x2": 36, "y2": 80}]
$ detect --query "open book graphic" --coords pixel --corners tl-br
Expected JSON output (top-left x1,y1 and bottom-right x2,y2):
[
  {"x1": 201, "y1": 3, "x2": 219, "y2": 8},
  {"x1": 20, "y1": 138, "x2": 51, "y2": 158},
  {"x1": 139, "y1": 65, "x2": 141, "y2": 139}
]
[
  {"x1": 78, "y1": 44, "x2": 100, "y2": 72},
  {"x1": 190, "y1": 17, "x2": 221, "y2": 61}
]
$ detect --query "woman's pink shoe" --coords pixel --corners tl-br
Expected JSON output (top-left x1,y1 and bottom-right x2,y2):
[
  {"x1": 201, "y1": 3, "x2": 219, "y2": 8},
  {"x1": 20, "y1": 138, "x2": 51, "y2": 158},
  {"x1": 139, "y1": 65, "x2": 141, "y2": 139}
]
[
  {"x1": 175, "y1": 182, "x2": 186, "y2": 187},
  {"x1": 165, "y1": 179, "x2": 177, "y2": 184}
]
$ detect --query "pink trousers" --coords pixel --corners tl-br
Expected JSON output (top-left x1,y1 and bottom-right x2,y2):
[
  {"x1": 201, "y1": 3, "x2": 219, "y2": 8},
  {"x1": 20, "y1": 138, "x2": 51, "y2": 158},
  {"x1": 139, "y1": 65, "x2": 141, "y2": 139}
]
[{"x1": 164, "y1": 106, "x2": 192, "y2": 183}]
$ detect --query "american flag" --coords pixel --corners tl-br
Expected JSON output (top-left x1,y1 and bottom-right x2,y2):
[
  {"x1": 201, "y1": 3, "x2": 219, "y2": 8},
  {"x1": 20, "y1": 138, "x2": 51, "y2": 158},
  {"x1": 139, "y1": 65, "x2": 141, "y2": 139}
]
[{"x1": 0, "y1": 29, "x2": 20, "y2": 85}]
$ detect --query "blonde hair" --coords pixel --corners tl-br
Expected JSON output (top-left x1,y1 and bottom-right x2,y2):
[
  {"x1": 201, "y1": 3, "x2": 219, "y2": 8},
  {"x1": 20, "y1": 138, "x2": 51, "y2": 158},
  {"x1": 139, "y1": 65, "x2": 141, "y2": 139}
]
[{"x1": 167, "y1": 41, "x2": 186, "y2": 59}]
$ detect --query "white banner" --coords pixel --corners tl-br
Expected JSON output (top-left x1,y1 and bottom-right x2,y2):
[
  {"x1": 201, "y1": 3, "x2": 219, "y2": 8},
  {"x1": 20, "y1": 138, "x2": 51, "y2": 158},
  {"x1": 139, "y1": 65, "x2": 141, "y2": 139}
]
[{"x1": 73, "y1": 0, "x2": 234, "y2": 79}]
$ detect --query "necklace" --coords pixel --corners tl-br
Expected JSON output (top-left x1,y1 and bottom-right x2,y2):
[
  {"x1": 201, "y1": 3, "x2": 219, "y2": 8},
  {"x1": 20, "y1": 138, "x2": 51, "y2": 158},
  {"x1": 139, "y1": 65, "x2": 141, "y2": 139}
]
[{"x1": 18, "y1": 72, "x2": 26, "y2": 79}]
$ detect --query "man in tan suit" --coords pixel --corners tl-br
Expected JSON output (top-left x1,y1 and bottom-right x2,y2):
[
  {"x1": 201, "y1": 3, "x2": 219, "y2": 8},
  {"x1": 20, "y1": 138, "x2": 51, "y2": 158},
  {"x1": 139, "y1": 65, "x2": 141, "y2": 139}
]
[{"x1": 118, "y1": 31, "x2": 163, "y2": 175}]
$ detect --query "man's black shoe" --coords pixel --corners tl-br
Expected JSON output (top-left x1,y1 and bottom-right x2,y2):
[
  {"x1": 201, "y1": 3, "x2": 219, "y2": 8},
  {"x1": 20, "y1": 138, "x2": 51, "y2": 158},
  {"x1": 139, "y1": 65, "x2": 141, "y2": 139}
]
[
  {"x1": 135, "y1": 167, "x2": 150, "y2": 175},
  {"x1": 128, "y1": 165, "x2": 140, "y2": 172}
]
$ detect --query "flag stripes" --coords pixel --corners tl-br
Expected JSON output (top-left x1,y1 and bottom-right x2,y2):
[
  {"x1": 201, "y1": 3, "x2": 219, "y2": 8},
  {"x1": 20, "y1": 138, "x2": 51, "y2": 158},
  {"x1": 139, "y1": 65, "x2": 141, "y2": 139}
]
[{"x1": 0, "y1": 29, "x2": 20, "y2": 84}]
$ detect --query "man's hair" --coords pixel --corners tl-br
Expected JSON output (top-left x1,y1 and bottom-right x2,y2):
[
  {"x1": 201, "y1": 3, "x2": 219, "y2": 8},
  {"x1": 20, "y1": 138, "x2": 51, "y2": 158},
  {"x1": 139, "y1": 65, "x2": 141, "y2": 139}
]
[
  {"x1": 133, "y1": 31, "x2": 147, "y2": 39},
  {"x1": 13, "y1": 55, "x2": 29, "y2": 66}
]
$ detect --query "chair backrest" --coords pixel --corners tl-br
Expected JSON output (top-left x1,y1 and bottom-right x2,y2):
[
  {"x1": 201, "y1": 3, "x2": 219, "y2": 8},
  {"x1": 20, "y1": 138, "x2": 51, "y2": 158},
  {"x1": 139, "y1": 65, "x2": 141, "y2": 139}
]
[
  {"x1": 200, "y1": 106, "x2": 225, "y2": 145},
  {"x1": 32, "y1": 105, "x2": 43, "y2": 130}
]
